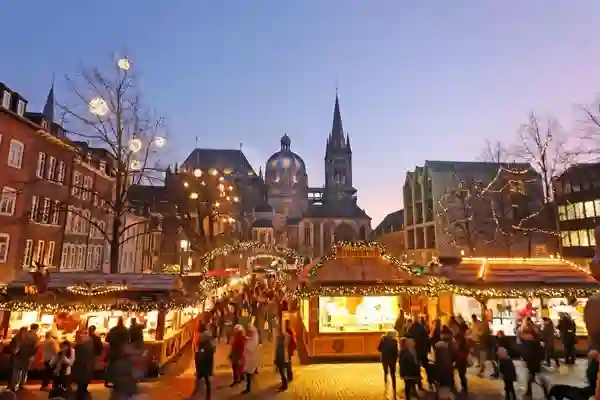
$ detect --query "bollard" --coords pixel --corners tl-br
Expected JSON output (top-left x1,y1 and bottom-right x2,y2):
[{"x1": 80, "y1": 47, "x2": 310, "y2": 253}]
[{"x1": 583, "y1": 226, "x2": 600, "y2": 400}]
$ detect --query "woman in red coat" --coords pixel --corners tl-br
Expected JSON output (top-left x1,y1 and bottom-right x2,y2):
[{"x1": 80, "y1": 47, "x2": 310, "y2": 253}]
[{"x1": 229, "y1": 325, "x2": 245, "y2": 387}]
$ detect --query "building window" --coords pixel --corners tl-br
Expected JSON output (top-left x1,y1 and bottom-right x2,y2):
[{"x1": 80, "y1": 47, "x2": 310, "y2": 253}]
[
  {"x1": 561, "y1": 231, "x2": 570, "y2": 247},
  {"x1": 36, "y1": 153, "x2": 46, "y2": 179},
  {"x1": 0, "y1": 234, "x2": 9, "y2": 263},
  {"x1": 60, "y1": 244, "x2": 69, "y2": 269},
  {"x1": 41, "y1": 198, "x2": 51, "y2": 224},
  {"x1": 0, "y1": 187, "x2": 17, "y2": 215},
  {"x1": 1, "y1": 91, "x2": 10, "y2": 109},
  {"x1": 57, "y1": 161, "x2": 66, "y2": 183},
  {"x1": 16, "y1": 100, "x2": 25, "y2": 116},
  {"x1": 83, "y1": 176, "x2": 93, "y2": 201},
  {"x1": 34, "y1": 240, "x2": 45, "y2": 263},
  {"x1": 69, "y1": 244, "x2": 77, "y2": 269},
  {"x1": 569, "y1": 230, "x2": 579, "y2": 247},
  {"x1": 51, "y1": 200, "x2": 60, "y2": 225},
  {"x1": 566, "y1": 204, "x2": 575, "y2": 220},
  {"x1": 47, "y1": 157, "x2": 56, "y2": 180},
  {"x1": 584, "y1": 201, "x2": 596, "y2": 218},
  {"x1": 557, "y1": 205, "x2": 566, "y2": 221},
  {"x1": 77, "y1": 246, "x2": 84, "y2": 269},
  {"x1": 574, "y1": 202, "x2": 585, "y2": 220},
  {"x1": 45, "y1": 241, "x2": 55, "y2": 266},
  {"x1": 29, "y1": 196, "x2": 39, "y2": 221},
  {"x1": 86, "y1": 247, "x2": 93, "y2": 270},
  {"x1": 72, "y1": 172, "x2": 82, "y2": 198},
  {"x1": 23, "y1": 239, "x2": 33, "y2": 268},
  {"x1": 590, "y1": 229, "x2": 597, "y2": 247},
  {"x1": 579, "y1": 229, "x2": 590, "y2": 247},
  {"x1": 7, "y1": 140, "x2": 24, "y2": 169}
]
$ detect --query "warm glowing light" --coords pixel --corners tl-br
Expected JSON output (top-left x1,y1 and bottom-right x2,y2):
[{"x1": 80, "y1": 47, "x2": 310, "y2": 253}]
[
  {"x1": 193, "y1": 169, "x2": 202, "y2": 177},
  {"x1": 201, "y1": 181, "x2": 206, "y2": 186},
  {"x1": 153, "y1": 136, "x2": 166, "y2": 147},
  {"x1": 477, "y1": 259, "x2": 488, "y2": 280},
  {"x1": 183, "y1": 182, "x2": 189, "y2": 188},
  {"x1": 219, "y1": 184, "x2": 225, "y2": 191},
  {"x1": 233, "y1": 196, "x2": 239, "y2": 202},
  {"x1": 128, "y1": 138, "x2": 142, "y2": 153},
  {"x1": 117, "y1": 58, "x2": 130, "y2": 70},
  {"x1": 210, "y1": 169, "x2": 218, "y2": 176},
  {"x1": 228, "y1": 217, "x2": 235, "y2": 223},
  {"x1": 228, "y1": 185, "x2": 233, "y2": 191},
  {"x1": 189, "y1": 192, "x2": 199, "y2": 200},
  {"x1": 129, "y1": 160, "x2": 141, "y2": 170},
  {"x1": 215, "y1": 202, "x2": 220, "y2": 207},
  {"x1": 89, "y1": 97, "x2": 109, "y2": 116},
  {"x1": 226, "y1": 196, "x2": 231, "y2": 201},
  {"x1": 219, "y1": 176, "x2": 225, "y2": 182},
  {"x1": 179, "y1": 239, "x2": 189, "y2": 250}
]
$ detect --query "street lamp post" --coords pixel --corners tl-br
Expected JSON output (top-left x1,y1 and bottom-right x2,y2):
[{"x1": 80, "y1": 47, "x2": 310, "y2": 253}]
[{"x1": 179, "y1": 239, "x2": 190, "y2": 276}]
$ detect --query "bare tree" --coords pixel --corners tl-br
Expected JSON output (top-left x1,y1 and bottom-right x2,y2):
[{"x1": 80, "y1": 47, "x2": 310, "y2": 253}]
[
  {"x1": 437, "y1": 172, "x2": 494, "y2": 255},
  {"x1": 511, "y1": 113, "x2": 574, "y2": 249},
  {"x1": 55, "y1": 56, "x2": 167, "y2": 273}
]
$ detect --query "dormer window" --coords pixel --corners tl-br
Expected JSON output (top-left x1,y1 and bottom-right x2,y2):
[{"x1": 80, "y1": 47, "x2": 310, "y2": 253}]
[
  {"x1": 41, "y1": 120, "x2": 48, "y2": 130},
  {"x1": 1, "y1": 91, "x2": 10, "y2": 109},
  {"x1": 16, "y1": 100, "x2": 25, "y2": 116},
  {"x1": 99, "y1": 160, "x2": 106, "y2": 173}
]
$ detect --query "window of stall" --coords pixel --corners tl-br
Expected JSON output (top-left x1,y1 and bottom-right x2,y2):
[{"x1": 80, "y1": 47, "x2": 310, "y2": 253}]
[{"x1": 319, "y1": 296, "x2": 399, "y2": 333}]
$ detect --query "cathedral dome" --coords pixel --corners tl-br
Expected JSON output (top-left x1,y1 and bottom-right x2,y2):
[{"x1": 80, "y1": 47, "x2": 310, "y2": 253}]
[{"x1": 265, "y1": 134, "x2": 307, "y2": 188}]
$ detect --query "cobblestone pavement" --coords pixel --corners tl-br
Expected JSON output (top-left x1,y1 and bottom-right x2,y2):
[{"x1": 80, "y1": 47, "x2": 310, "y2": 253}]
[{"x1": 10, "y1": 343, "x2": 589, "y2": 399}]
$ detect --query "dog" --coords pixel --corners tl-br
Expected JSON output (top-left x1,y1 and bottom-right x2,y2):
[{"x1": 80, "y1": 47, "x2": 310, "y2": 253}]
[{"x1": 546, "y1": 384, "x2": 593, "y2": 400}]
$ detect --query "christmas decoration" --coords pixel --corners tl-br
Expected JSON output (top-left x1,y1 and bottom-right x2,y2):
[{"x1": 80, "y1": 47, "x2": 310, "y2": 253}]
[
  {"x1": 30, "y1": 262, "x2": 50, "y2": 294},
  {"x1": 199, "y1": 241, "x2": 302, "y2": 276},
  {"x1": 66, "y1": 284, "x2": 128, "y2": 296},
  {"x1": 303, "y1": 240, "x2": 418, "y2": 278},
  {"x1": 0, "y1": 299, "x2": 197, "y2": 313}
]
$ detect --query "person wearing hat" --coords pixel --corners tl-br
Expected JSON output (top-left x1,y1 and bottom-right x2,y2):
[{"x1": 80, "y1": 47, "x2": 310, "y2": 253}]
[{"x1": 193, "y1": 332, "x2": 215, "y2": 399}]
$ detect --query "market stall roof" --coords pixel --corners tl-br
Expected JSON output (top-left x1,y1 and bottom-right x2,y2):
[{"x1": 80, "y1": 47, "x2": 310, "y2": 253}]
[
  {"x1": 304, "y1": 243, "x2": 426, "y2": 286},
  {"x1": 439, "y1": 257, "x2": 599, "y2": 287},
  {"x1": 7, "y1": 272, "x2": 186, "y2": 292}
]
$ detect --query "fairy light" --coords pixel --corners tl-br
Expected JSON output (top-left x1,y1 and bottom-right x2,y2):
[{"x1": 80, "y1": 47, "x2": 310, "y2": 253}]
[
  {"x1": 88, "y1": 97, "x2": 109, "y2": 117},
  {"x1": 66, "y1": 284, "x2": 127, "y2": 296}
]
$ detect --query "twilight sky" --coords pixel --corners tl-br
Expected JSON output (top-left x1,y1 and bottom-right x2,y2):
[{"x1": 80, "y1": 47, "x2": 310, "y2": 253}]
[{"x1": 3, "y1": 1, "x2": 600, "y2": 226}]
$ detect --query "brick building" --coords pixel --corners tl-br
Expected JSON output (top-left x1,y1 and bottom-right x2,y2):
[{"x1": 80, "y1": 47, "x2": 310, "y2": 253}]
[
  {"x1": 372, "y1": 209, "x2": 405, "y2": 257},
  {"x1": 0, "y1": 83, "x2": 75, "y2": 281}
]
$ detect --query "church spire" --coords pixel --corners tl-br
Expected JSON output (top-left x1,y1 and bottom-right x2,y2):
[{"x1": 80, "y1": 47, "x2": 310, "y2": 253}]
[
  {"x1": 42, "y1": 81, "x2": 55, "y2": 125},
  {"x1": 330, "y1": 91, "x2": 344, "y2": 147}
]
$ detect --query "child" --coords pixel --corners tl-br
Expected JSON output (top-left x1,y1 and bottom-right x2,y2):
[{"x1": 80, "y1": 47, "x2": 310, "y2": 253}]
[
  {"x1": 399, "y1": 337, "x2": 420, "y2": 400},
  {"x1": 497, "y1": 347, "x2": 517, "y2": 400}
]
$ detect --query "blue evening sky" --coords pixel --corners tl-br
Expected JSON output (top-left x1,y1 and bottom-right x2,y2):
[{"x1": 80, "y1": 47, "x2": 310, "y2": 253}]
[{"x1": 3, "y1": 1, "x2": 600, "y2": 225}]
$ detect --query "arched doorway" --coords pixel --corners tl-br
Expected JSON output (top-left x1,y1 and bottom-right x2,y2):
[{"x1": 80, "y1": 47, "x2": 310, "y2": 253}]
[{"x1": 334, "y1": 222, "x2": 356, "y2": 242}]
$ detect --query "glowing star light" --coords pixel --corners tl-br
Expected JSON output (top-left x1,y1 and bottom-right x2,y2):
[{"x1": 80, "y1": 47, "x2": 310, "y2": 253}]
[
  {"x1": 89, "y1": 97, "x2": 109, "y2": 117},
  {"x1": 117, "y1": 58, "x2": 130, "y2": 71},
  {"x1": 128, "y1": 138, "x2": 143, "y2": 153},
  {"x1": 153, "y1": 136, "x2": 166, "y2": 147}
]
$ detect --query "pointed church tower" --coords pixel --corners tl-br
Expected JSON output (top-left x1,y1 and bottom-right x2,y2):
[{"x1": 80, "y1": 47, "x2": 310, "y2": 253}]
[
  {"x1": 42, "y1": 83, "x2": 55, "y2": 127},
  {"x1": 324, "y1": 90, "x2": 356, "y2": 202}
]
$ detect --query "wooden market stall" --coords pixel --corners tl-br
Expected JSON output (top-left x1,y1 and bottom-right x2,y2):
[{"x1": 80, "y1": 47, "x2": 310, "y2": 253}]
[
  {"x1": 295, "y1": 242, "x2": 441, "y2": 359},
  {"x1": 0, "y1": 272, "x2": 208, "y2": 377},
  {"x1": 437, "y1": 256, "x2": 600, "y2": 352}
]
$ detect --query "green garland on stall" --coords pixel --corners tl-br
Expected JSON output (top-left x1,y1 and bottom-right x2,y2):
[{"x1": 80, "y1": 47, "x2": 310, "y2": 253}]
[{"x1": 0, "y1": 299, "x2": 199, "y2": 313}]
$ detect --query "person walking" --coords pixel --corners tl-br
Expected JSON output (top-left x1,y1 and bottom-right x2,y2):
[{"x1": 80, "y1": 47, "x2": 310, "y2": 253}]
[
  {"x1": 193, "y1": 331, "x2": 215, "y2": 399},
  {"x1": 105, "y1": 317, "x2": 130, "y2": 388},
  {"x1": 284, "y1": 320, "x2": 296, "y2": 382},
  {"x1": 274, "y1": 324, "x2": 291, "y2": 392},
  {"x1": 541, "y1": 317, "x2": 560, "y2": 368},
  {"x1": 40, "y1": 330, "x2": 59, "y2": 390},
  {"x1": 241, "y1": 325, "x2": 259, "y2": 394},
  {"x1": 72, "y1": 331, "x2": 95, "y2": 400},
  {"x1": 229, "y1": 325, "x2": 245, "y2": 387},
  {"x1": 399, "y1": 337, "x2": 420, "y2": 400},
  {"x1": 8, "y1": 323, "x2": 39, "y2": 391},
  {"x1": 378, "y1": 331, "x2": 399, "y2": 396},
  {"x1": 48, "y1": 340, "x2": 75, "y2": 398},
  {"x1": 498, "y1": 346, "x2": 517, "y2": 400}
]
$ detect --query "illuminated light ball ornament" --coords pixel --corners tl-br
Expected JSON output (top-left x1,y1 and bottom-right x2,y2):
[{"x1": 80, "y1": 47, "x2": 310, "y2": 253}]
[
  {"x1": 89, "y1": 97, "x2": 109, "y2": 117},
  {"x1": 117, "y1": 57, "x2": 130, "y2": 71},
  {"x1": 153, "y1": 136, "x2": 166, "y2": 148},
  {"x1": 189, "y1": 192, "x2": 199, "y2": 200},
  {"x1": 193, "y1": 169, "x2": 203, "y2": 178},
  {"x1": 128, "y1": 137, "x2": 143, "y2": 153},
  {"x1": 129, "y1": 160, "x2": 141, "y2": 170}
]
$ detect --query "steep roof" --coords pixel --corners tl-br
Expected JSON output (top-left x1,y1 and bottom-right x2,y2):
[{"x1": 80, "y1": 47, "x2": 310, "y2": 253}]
[
  {"x1": 182, "y1": 149, "x2": 257, "y2": 176},
  {"x1": 304, "y1": 201, "x2": 370, "y2": 220},
  {"x1": 373, "y1": 209, "x2": 404, "y2": 236}
]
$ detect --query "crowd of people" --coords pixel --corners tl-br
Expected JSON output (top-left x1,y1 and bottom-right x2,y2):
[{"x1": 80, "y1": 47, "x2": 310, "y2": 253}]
[
  {"x1": 379, "y1": 312, "x2": 598, "y2": 399},
  {"x1": 192, "y1": 274, "x2": 296, "y2": 399},
  {"x1": 4, "y1": 316, "x2": 147, "y2": 399}
]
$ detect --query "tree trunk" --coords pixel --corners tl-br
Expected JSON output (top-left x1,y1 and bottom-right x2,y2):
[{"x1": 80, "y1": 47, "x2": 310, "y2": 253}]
[{"x1": 110, "y1": 214, "x2": 121, "y2": 273}]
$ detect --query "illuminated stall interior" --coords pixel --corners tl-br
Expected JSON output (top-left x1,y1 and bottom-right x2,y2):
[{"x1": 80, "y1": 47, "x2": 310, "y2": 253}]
[
  {"x1": 441, "y1": 256, "x2": 600, "y2": 336},
  {"x1": 1, "y1": 273, "x2": 202, "y2": 342},
  {"x1": 296, "y1": 242, "x2": 436, "y2": 357}
]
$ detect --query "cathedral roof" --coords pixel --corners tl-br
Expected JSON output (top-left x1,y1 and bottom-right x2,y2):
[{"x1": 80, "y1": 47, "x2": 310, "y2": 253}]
[
  {"x1": 252, "y1": 219, "x2": 273, "y2": 228},
  {"x1": 254, "y1": 202, "x2": 272, "y2": 213},
  {"x1": 182, "y1": 149, "x2": 257, "y2": 176},
  {"x1": 304, "y1": 201, "x2": 370, "y2": 220}
]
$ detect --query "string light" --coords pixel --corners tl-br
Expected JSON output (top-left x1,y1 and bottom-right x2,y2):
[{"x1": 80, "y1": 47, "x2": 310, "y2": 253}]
[
  {"x1": 0, "y1": 299, "x2": 198, "y2": 313},
  {"x1": 66, "y1": 284, "x2": 127, "y2": 296},
  {"x1": 199, "y1": 241, "x2": 303, "y2": 276}
]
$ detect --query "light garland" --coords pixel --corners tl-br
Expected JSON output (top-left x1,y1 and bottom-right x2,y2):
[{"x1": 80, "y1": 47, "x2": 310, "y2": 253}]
[
  {"x1": 66, "y1": 284, "x2": 128, "y2": 296},
  {"x1": 303, "y1": 240, "x2": 418, "y2": 278},
  {"x1": 199, "y1": 241, "x2": 302, "y2": 276},
  {"x1": 0, "y1": 299, "x2": 198, "y2": 313}
]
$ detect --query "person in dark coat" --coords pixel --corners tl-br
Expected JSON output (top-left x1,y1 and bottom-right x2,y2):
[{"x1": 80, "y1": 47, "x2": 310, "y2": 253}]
[
  {"x1": 378, "y1": 331, "x2": 399, "y2": 395},
  {"x1": 72, "y1": 332, "x2": 95, "y2": 400},
  {"x1": 519, "y1": 318, "x2": 544, "y2": 397},
  {"x1": 128, "y1": 318, "x2": 144, "y2": 349},
  {"x1": 433, "y1": 340, "x2": 454, "y2": 396},
  {"x1": 430, "y1": 319, "x2": 442, "y2": 349},
  {"x1": 541, "y1": 317, "x2": 559, "y2": 368},
  {"x1": 194, "y1": 332, "x2": 215, "y2": 399},
  {"x1": 399, "y1": 337, "x2": 420, "y2": 400},
  {"x1": 407, "y1": 318, "x2": 431, "y2": 390},
  {"x1": 105, "y1": 317, "x2": 130, "y2": 387},
  {"x1": 557, "y1": 313, "x2": 577, "y2": 364},
  {"x1": 454, "y1": 330, "x2": 470, "y2": 394},
  {"x1": 497, "y1": 347, "x2": 517, "y2": 400}
]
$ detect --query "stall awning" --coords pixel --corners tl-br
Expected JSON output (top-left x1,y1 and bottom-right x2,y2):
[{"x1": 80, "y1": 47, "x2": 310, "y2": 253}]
[{"x1": 439, "y1": 257, "x2": 599, "y2": 287}]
